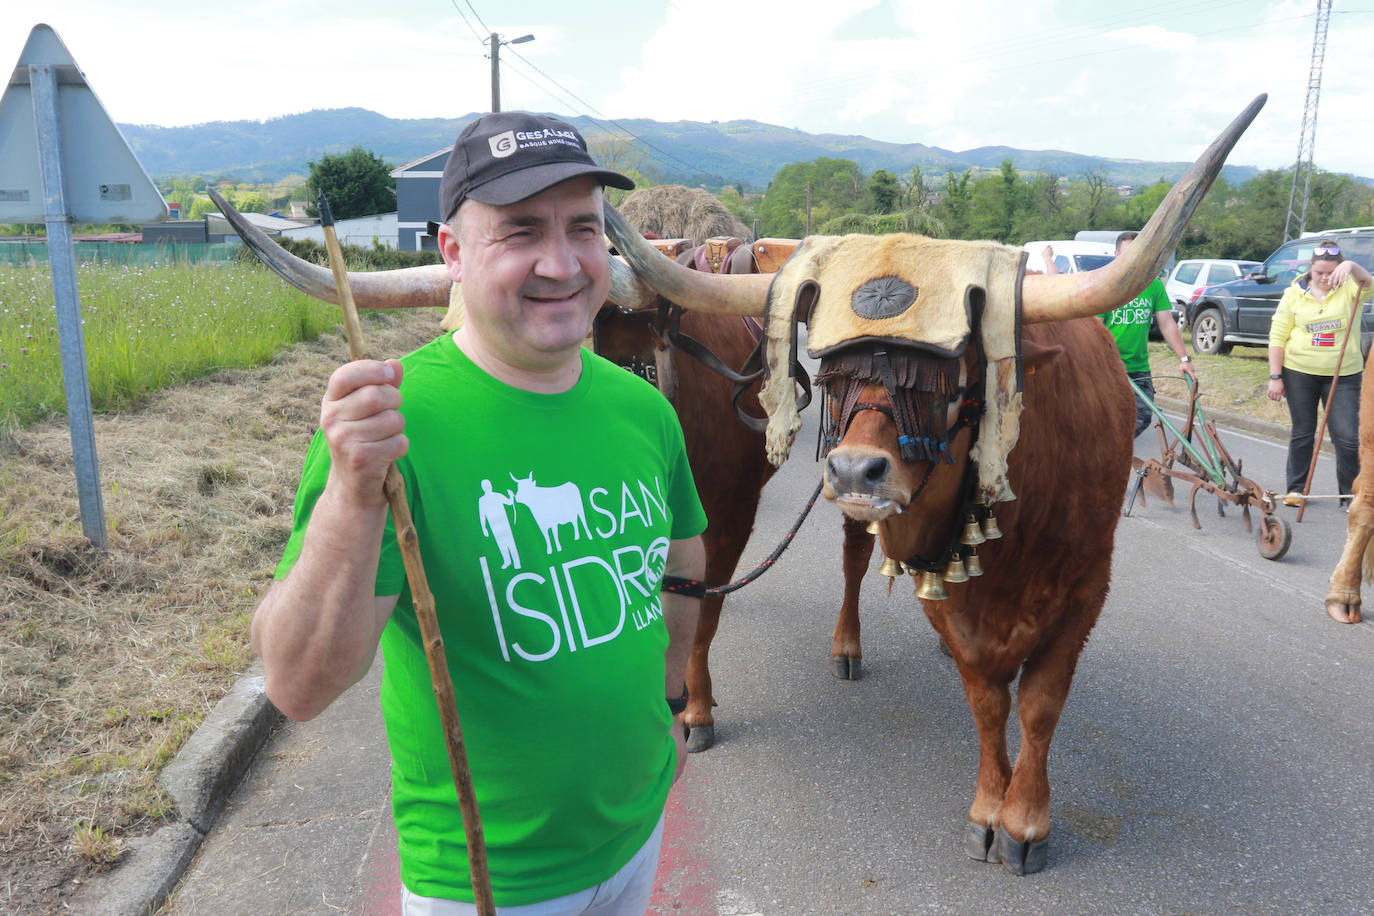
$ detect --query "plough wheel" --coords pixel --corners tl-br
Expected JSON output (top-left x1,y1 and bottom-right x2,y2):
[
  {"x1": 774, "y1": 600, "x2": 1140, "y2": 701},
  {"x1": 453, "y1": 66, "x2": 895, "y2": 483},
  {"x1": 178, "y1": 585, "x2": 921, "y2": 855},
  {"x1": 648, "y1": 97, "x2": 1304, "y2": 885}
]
[{"x1": 1257, "y1": 513, "x2": 1292, "y2": 561}]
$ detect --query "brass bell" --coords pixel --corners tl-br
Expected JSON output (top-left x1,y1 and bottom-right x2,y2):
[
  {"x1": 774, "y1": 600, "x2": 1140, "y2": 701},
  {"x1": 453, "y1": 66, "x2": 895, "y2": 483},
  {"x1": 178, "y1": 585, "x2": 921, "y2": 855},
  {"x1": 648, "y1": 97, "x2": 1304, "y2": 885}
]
[
  {"x1": 916, "y1": 571, "x2": 949, "y2": 601},
  {"x1": 866, "y1": 519, "x2": 881, "y2": 536},
  {"x1": 964, "y1": 549, "x2": 984, "y2": 577},
  {"x1": 981, "y1": 511, "x2": 1003, "y2": 540},
  {"x1": 879, "y1": 556, "x2": 905, "y2": 577},
  {"x1": 962, "y1": 514, "x2": 986, "y2": 546},
  {"x1": 944, "y1": 553, "x2": 969, "y2": 584}
]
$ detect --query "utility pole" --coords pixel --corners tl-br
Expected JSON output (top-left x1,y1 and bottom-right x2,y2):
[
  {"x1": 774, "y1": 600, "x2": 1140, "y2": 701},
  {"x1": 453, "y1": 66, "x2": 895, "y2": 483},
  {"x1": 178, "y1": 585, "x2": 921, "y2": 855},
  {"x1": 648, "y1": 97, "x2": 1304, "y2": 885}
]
[
  {"x1": 488, "y1": 32, "x2": 534, "y2": 113},
  {"x1": 1285, "y1": 0, "x2": 1332, "y2": 240}
]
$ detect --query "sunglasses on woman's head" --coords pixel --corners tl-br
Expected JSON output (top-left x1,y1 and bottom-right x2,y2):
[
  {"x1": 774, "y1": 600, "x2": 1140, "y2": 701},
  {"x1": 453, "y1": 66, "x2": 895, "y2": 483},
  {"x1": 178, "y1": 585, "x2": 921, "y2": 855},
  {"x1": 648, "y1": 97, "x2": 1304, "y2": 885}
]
[{"x1": 1313, "y1": 246, "x2": 1341, "y2": 256}]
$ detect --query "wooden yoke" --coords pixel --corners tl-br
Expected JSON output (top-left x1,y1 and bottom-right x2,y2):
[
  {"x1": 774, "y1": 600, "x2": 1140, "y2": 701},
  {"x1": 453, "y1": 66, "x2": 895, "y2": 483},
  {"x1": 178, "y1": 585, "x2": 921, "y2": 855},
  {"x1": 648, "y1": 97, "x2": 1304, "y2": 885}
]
[{"x1": 318, "y1": 195, "x2": 495, "y2": 916}]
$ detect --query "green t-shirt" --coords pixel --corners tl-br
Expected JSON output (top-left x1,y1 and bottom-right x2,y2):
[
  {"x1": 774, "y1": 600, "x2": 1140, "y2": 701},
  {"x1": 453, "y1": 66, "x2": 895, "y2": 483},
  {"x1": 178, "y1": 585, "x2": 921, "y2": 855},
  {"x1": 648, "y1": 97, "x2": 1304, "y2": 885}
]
[
  {"x1": 276, "y1": 335, "x2": 707, "y2": 905},
  {"x1": 1100, "y1": 277, "x2": 1170, "y2": 373}
]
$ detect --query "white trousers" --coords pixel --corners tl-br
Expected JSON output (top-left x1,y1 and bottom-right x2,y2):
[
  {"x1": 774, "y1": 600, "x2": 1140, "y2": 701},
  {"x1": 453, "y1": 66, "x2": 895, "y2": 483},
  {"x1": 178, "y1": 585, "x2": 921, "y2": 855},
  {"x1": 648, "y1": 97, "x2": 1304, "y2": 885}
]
[{"x1": 401, "y1": 812, "x2": 665, "y2": 916}]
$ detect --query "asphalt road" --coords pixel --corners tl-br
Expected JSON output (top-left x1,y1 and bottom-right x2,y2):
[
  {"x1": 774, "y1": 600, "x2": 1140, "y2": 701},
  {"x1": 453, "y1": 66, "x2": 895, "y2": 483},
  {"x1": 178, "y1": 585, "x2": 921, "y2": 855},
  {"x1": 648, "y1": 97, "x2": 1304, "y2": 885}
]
[
  {"x1": 672, "y1": 397, "x2": 1374, "y2": 914},
  {"x1": 162, "y1": 381, "x2": 1374, "y2": 915}
]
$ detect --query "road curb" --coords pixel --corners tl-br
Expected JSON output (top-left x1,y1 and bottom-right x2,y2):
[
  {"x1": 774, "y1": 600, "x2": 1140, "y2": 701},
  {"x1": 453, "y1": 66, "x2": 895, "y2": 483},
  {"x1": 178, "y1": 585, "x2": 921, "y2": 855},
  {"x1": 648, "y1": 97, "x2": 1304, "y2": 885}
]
[
  {"x1": 1152, "y1": 394, "x2": 1289, "y2": 444},
  {"x1": 69, "y1": 664, "x2": 282, "y2": 916}
]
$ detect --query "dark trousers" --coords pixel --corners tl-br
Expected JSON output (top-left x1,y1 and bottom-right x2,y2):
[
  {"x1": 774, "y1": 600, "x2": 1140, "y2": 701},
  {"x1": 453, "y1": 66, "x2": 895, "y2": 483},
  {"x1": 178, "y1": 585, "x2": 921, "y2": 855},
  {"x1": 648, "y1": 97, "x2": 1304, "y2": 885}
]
[
  {"x1": 1283, "y1": 367, "x2": 1362, "y2": 496},
  {"x1": 1127, "y1": 371, "x2": 1156, "y2": 438}
]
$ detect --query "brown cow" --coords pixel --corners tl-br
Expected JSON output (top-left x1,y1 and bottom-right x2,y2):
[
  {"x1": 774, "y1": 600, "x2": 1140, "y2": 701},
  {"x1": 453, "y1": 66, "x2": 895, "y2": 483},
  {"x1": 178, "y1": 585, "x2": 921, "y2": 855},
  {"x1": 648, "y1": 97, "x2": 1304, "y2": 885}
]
[
  {"x1": 1324, "y1": 360, "x2": 1374, "y2": 623},
  {"x1": 601, "y1": 96, "x2": 1266, "y2": 873},
  {"x1": 207, "y1": 190, "x2": 874, "y2": 753}
]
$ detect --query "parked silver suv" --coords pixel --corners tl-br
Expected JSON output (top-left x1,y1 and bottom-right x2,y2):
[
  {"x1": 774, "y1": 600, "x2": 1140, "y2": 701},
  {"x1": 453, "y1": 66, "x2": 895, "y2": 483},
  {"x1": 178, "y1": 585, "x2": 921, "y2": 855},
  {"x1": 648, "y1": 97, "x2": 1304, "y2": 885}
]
[{"x1": 1164, "y1": 259, "x2": 1261, "y2": 319}]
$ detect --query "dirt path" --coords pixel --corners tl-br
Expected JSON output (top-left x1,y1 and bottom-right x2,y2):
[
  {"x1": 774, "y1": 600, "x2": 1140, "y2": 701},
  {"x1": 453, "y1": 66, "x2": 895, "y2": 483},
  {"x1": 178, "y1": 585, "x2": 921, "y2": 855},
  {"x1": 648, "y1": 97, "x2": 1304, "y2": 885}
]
[{"x1": 0, "y1": 309, "x2": 442, "y2": 915}]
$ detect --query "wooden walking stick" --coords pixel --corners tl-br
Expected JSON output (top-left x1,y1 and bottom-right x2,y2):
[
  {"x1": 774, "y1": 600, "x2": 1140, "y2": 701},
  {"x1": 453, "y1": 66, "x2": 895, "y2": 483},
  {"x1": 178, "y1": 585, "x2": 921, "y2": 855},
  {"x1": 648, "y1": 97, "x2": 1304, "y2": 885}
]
[
  {"x1": 1296, "y1": 287, "x2": 1364, "y2": 524},
  {"x1": 318, "y1": 194, "x2": 495, "y2": 914}
]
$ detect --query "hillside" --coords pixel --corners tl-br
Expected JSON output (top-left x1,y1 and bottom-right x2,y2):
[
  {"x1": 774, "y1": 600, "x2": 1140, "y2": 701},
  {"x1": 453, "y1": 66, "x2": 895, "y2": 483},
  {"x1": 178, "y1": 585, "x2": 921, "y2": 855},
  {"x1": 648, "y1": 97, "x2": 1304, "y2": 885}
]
[{"x1": 119, "y1": 107, "x2": 1266, "y2": 191}]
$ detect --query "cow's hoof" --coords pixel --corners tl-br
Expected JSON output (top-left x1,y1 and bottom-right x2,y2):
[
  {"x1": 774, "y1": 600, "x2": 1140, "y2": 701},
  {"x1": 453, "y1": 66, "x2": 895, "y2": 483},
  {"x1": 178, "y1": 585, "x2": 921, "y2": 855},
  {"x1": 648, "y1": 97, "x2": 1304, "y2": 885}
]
[
  {"x1": 994, "y1": 827, "x2": 1048, "y2": 875},
  {"x1": 964, "y1": 822, "x2": 996, "y2": 861},
  {"x1": 685, "y1": 724, "x2": 715, "y2": 753},
  {"x1": 829, "y1": 655, "x2": 862, "y2": 680},
  {"x1": 1326, "y1": 600, "x2": 1362, "y2": 624}
]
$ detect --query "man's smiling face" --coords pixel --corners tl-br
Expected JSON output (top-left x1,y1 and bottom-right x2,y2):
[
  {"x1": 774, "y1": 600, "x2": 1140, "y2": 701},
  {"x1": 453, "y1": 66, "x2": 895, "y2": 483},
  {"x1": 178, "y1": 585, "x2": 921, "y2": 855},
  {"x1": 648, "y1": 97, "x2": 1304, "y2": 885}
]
[{"x1": 442, "y1": 176, "x2": 609, "y2": 378}]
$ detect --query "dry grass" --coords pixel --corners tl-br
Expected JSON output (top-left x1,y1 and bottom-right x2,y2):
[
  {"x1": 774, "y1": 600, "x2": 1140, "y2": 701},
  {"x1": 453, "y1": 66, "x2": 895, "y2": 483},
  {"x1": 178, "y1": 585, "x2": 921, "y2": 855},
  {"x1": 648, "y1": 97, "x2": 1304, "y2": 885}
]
[
  {"x1": 0, "y1": 308, "x2": 443, "y2": 915},
  {"x1": 617, "y1": 185, "x2": 751, "y2": 243}
]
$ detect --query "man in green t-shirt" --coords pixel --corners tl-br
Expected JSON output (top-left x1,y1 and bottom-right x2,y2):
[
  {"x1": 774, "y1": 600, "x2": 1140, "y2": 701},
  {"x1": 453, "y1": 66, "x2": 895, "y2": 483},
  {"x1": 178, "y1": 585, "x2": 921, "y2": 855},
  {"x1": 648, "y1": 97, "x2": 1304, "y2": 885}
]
[
  {"x1": 252, "y1": 112, "x2": 708, "y2": 914},
  {"x1": 1099, "y1": 230, "x2": 1196, "y2": 437}
]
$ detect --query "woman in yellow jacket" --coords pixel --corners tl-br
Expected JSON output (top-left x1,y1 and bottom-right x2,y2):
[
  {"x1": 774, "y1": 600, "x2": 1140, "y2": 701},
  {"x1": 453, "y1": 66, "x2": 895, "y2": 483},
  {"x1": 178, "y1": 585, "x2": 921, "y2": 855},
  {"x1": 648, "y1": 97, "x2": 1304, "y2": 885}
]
[{"x1": 1267, "y1": 239, "x2": 1374, "y2": 507}]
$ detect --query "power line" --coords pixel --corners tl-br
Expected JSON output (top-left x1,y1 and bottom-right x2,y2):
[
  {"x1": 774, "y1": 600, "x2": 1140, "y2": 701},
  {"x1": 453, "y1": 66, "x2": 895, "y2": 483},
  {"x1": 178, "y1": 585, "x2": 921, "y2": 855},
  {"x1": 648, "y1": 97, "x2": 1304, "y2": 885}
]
[
  {"x1": 499, "y1": 57, "x2": 706, "y2": 179},
  {"x1": 444, "y1": 0, "x2": 486, "y2": 45},
  {"x1": 448, "y1": 1, "x2": 708, "y2": 178},
  {"x1": 500, "y1": 48, "x2": 712, "y2": 178},
  {"x1": 460, "y1": 0, "x2": 491, "y2": 37}
]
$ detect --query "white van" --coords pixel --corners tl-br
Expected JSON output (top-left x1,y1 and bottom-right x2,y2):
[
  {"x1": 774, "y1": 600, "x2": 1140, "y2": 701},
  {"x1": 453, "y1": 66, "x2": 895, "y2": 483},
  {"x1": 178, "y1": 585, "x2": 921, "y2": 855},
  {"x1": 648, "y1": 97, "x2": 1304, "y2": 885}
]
[{"x1": 1022, "y1": 240, "x2": 1115, "y2": 275}]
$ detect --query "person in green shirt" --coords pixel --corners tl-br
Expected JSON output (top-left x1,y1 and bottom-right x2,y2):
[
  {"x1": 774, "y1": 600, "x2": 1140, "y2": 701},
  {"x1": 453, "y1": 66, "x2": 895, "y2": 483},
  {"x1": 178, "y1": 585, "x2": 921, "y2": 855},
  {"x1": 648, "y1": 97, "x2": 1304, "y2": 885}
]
[
  {"x1": 1099, "y1": 231, "x2": 1196, "y2": 436},
  {"x1": 252, "y1": 112, "x2": 708, "y2": 914}
]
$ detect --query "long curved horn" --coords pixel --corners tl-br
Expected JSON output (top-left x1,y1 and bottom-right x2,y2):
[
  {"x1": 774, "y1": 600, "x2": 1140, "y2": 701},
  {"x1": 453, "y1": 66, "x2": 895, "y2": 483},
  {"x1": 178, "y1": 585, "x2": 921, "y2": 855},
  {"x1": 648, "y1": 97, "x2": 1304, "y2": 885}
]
[
  {"x1": 1022, "y1": 94, "x2": 1267, "y2": 324},
  {"x1": 603, "y1": 204, "x2": 773, "y2": 315},
  {"x1": 208, "y1": 189, "x2": 451, "y2": 309},
  {"x1": 607, "y1": 257, "x2": 659, "y2": 310},
  {"x1": 209, "y1": 189, "x2": 658, "y2": 311}
]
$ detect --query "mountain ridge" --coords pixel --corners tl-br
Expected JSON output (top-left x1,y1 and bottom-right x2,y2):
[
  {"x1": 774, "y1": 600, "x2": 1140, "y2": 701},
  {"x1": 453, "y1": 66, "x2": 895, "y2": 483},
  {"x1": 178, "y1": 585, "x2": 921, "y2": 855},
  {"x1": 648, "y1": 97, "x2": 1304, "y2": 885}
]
[{"x1": 119, "y1": 107, "x2": 1287, "y2": 190}]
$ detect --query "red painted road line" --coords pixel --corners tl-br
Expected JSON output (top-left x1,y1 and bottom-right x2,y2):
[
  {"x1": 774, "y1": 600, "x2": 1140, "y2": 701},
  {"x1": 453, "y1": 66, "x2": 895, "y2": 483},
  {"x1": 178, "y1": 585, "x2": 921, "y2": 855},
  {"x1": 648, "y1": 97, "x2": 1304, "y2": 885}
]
[
  {"x1": 358, "y1": 807, "x2": 402, "y2": 916},
  {"x1": 649, "y1": 779, "x2": 720, "y2": 914}
]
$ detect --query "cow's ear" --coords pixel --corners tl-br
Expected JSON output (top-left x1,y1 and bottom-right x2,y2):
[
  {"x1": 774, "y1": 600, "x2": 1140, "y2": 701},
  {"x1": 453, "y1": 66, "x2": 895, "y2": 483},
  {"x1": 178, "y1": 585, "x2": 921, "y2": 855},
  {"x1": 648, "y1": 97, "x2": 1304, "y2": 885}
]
[{"x1": 1022, "y1": 339, "x2": 1065, "y2": 375}]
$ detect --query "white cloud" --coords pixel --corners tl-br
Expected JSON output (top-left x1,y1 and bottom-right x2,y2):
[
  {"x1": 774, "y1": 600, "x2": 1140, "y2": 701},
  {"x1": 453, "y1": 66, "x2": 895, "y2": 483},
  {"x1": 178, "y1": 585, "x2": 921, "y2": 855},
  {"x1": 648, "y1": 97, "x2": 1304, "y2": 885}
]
[{"x1": 7, "y1": 0, "x2": 1372, "y2": 177}]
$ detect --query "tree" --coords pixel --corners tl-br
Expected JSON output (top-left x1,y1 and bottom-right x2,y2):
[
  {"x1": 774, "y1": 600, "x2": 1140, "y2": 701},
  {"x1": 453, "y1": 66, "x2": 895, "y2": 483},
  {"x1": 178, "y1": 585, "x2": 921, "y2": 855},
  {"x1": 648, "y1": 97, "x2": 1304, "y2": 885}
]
[
  {"x1": 899, "y1": 166, "x2": 934, "y2": 214},
  {"x1": 587, "y1": 137, "x2": 650, "y2": 206},
  {"x1": 933, "y1": 169, "x2": 972, "y2": 239},
  {"x1": 188, "y1": 197, "x2": 219, "y2": 219},
  {"x1": 717, "y1": 186, "x2": 758, "y2": 232},
  {"x1": 1078, "y1": 169, "x2": 1111, "y2": 230},
  {"x1": 756, "y1": 157, "x2": 865, "y2": 236},
  {"x1": 304, "y1": 147, "x2": 395, "y2": 220},
  {"x1": 965, "y1": 160, "x2": 1024, "y2": 242},
  {"x1": 865, "y1": 169, "x2": 900, "y2": 214},
  {"x1": 233, "y1": 192, "x2": 269, "y2": 213}
]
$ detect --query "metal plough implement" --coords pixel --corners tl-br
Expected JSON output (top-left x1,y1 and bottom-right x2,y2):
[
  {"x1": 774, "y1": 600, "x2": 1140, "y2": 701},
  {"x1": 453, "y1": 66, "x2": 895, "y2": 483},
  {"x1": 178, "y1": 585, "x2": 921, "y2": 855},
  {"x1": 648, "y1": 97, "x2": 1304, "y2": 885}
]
[{"x1": 1123, "y1": 375, "x2": 1292, "y2": 560}]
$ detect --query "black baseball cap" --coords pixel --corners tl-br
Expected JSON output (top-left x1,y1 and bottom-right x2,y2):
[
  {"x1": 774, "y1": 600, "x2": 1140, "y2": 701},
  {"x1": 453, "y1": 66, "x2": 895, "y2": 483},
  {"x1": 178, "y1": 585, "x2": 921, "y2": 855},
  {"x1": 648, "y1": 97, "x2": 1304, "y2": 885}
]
[{"x1": 439, "y1": 112, "x2": 635, "y2": 222}]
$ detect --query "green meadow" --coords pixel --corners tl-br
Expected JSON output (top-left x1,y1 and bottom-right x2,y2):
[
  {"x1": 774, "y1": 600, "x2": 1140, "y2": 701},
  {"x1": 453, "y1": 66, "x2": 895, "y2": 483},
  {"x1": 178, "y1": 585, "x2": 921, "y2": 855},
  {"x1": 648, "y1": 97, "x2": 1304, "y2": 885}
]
[{"x1": 0, "y1": 262, "x2": 341, "y2": 427}]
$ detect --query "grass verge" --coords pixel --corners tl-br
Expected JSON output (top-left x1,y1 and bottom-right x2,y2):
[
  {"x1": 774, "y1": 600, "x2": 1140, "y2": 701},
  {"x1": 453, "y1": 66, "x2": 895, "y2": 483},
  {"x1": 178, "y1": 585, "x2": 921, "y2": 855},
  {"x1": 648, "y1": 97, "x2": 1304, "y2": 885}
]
[{"x1": 0, "y1": 306, "x2": 442, "y2": 914}]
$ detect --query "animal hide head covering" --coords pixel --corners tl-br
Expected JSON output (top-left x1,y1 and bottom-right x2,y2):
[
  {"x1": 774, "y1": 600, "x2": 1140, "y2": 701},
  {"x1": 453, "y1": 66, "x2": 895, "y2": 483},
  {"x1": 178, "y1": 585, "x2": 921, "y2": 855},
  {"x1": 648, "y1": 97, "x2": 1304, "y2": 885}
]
[{"x1": 759, "y1": 233, "x2": 1027, "y2": 505}]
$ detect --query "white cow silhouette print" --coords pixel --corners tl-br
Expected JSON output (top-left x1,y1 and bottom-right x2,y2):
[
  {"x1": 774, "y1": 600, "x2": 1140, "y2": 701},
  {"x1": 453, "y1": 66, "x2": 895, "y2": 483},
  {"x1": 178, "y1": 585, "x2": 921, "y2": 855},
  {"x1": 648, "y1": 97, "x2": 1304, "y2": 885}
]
[{"x1": 510, "y1": 472, "x2": 592, "y2": 554}]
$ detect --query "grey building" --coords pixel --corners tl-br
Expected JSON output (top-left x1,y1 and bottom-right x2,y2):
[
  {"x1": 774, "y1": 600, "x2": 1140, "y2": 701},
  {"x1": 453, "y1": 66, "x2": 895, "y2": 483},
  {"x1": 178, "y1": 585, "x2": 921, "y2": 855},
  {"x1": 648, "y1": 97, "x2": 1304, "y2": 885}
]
[{"x1": 392, "y1": 148, "x2": 449, "y2": 252}]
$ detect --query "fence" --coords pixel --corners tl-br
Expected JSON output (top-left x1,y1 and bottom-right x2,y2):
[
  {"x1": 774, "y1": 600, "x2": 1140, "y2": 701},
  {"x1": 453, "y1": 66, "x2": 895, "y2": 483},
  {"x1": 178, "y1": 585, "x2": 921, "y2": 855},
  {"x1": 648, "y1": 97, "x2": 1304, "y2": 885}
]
[{"x1": 0, "y1": 241, "x2": 243, "y2": 267}]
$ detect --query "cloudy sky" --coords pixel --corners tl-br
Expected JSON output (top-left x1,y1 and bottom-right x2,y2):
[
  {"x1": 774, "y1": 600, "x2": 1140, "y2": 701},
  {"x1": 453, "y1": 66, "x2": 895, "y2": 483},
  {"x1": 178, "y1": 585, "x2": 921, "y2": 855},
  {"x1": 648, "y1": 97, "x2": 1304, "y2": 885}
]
[{"x1": 8, "y1": 0, "x2": 1373, "y2": 177}]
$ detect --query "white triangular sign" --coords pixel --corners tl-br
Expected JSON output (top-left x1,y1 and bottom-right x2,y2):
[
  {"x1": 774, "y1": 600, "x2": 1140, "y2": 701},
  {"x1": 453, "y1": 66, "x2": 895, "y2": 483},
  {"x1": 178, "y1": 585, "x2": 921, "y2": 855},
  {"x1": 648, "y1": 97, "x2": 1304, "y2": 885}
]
[{"x1": 0, "y1": 23, "x2": 167, "y2": 223}]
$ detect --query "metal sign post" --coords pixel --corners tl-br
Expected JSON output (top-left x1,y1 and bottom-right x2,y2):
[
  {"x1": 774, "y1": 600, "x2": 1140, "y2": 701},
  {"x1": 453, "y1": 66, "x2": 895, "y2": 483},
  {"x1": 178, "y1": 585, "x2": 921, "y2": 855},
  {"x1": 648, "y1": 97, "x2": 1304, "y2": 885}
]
[
  {"x1": 29, "y1": 64, "x2": 105, "y2": 546},
  {"x1": 0, "y1": 24, "x2": 168, "y2": 548}
]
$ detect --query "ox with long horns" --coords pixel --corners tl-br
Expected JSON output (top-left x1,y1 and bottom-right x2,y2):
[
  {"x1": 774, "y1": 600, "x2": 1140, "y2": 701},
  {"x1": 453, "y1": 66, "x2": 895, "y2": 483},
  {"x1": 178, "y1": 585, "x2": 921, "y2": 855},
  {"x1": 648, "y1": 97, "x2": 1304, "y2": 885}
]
[
  {"x1": 1324, "y1": 364, "x2": 1374, "y2": 624},
  {"x1": 599, "y1": 96, "x2": 1267, "y2": 874}
]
